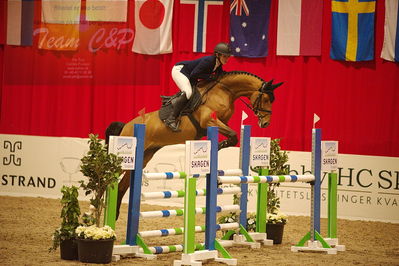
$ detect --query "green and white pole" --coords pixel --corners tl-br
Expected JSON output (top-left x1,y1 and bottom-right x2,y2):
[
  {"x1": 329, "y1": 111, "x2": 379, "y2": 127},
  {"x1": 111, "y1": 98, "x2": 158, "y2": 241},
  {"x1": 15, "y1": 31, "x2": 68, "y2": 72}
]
[
  {"x1": 256, "y1": 168, "x2": 269, "y2": 234},
  {"x1": 327, "y1": 172, "x2": 338, "y2": 239},
  {"x1": 104, "y1": 181, "x2": 118, "y2": 229},
  {"x1": 325, "y1": 171, "x2": 346, "y2": 251},
  {"x1": 250, "y1": 167, "x2": 274, "y2": 245},
  {"x1": 183, "y1": 176, "x2": 197, "y2": 254}
]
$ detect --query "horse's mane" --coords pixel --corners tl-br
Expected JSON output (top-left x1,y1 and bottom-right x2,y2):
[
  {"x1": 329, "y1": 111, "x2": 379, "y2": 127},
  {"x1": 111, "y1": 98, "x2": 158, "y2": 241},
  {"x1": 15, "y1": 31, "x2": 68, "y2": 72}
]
[
  {"x1": 218, "y1": 71, "x2": 275, "y2": 102},
  {"x1": 219, "y1": 71, "x2": 266, "y2": 83}
]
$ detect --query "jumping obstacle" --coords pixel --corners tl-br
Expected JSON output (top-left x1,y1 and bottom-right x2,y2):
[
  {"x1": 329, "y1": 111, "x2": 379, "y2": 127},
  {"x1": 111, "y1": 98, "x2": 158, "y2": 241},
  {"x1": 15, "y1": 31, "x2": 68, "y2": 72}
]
[
  {"x1": 289, "y1": 128, "x2": 337, "y2": 254},
  {"x1": 175, "y1": 126, "x2": 342, "y2": 265},
  {"x1": 174, "y1": 126, "x2": 269, "y2": 266},
  {"x1": 204, "y1": 127, "x2": 339, "y2": 255},
  {"x1": 112, "y1": 125, "x2": 251, "y2": 263},
  {"x1": 174, "y1": 159, "x2": 237, "y2": 266},
  {"x1": 206, "y1": 126, "x2": 273, "y2": 248},
  {"x1": 112, "y1": 125, "x2": 275, "y2": 265},
  {"x1": 109, "y1": 124, "x2": 344, "y2": 263},
  {"x1": 174, "y1": 126, "x2": 272, "y2": 266}
]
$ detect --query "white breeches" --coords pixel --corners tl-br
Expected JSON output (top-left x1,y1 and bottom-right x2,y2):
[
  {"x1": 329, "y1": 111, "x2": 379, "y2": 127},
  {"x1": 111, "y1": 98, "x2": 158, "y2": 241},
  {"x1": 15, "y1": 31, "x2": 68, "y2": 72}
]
[{"x1": 172, "y1": 65, "x2": 192, "y2": 99}]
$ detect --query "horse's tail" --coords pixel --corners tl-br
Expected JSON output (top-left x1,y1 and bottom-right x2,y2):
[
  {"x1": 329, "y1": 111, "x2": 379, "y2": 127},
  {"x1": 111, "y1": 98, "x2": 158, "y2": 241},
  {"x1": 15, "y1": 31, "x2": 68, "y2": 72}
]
[{"x1": 105, "y1": 121, "x2": 125, "y2": 145}]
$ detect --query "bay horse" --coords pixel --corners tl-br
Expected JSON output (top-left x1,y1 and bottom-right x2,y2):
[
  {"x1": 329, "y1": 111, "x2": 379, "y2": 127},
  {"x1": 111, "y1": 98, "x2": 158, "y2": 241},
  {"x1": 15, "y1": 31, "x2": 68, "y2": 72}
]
[{"x1": 106, "y1": 71, "x2": 282, "y2": 218}]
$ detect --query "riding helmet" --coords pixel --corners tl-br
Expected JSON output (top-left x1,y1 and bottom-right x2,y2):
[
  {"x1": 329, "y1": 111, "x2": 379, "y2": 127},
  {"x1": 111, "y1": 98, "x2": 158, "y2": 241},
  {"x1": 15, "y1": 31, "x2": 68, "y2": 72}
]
[{"x1": 214, "y1": 42, "x2": 232, "y2": 56}]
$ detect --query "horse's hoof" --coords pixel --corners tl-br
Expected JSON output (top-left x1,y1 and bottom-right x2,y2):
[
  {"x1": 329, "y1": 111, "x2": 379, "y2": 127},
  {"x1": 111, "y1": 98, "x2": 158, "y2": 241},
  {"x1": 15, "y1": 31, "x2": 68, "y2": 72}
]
[{"x1": 218, "y1": 140, "x2": 229, "y2": 150}]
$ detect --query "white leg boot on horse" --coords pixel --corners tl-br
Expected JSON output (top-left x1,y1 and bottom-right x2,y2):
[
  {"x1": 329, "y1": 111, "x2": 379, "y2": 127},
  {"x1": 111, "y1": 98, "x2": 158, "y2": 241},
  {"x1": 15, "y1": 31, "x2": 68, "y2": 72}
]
[{"x1": 165, "y1": 92, "x2": 189, "y2": 132}]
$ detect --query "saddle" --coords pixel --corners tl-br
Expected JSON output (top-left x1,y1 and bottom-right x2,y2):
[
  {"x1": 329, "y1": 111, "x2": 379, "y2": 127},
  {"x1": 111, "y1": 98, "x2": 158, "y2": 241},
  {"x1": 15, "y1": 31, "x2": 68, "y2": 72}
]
[{"x1": 159, "y1": 84, "x2": 210, "y2": 139}]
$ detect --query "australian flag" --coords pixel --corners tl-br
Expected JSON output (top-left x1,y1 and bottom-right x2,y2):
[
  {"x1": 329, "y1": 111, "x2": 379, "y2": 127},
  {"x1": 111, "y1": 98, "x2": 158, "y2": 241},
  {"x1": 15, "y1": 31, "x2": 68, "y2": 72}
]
[{"x1": 229, "y1": 0, "x2": 271, "y2": 58}]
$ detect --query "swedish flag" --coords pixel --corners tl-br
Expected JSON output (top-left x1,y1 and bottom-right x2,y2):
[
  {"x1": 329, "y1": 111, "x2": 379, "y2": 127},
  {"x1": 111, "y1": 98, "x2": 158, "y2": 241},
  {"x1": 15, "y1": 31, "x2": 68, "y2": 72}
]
[{"x1": 330, "y1": 0, "x2": 376, "y2": 61}]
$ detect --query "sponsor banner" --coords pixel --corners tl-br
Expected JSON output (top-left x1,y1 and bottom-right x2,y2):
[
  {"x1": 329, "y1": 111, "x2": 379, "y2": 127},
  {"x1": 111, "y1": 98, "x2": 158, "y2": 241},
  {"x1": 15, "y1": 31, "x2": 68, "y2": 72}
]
[
  {"x1": 0, "y1": 134, "x2": 88, "y2": 199},
  {"x1": 250, "y1": 137, "x2": 270, "y2": 167},
  {"x1": 1, "y1": 135, "x2": 398, "y2": 223},
  {"x1": 321, "y1": 141, "x2": 338, "y2": 172},
  {"x1": 185, "y1": 140, "x2": 211, "y2": 176},
  {"x1": 108, "y1": 136, "x2": 136, "y2": 170}
]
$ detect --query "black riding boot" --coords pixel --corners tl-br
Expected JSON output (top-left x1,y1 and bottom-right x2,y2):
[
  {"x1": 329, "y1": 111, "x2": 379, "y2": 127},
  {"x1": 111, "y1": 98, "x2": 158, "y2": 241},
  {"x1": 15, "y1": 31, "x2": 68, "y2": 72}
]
[{"x1": 165, "y1": 92, "x2": 189, "y2": 132}]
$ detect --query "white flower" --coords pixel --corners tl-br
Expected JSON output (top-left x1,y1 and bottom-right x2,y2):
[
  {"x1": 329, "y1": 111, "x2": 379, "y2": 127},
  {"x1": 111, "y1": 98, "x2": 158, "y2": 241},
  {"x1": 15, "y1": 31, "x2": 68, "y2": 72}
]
[
  {"x1": 266, "y1": 212, "x2": 288, "y2": 224},
  {"x1": 75, "y1": 225, "x2": 116, "y2": 240}
]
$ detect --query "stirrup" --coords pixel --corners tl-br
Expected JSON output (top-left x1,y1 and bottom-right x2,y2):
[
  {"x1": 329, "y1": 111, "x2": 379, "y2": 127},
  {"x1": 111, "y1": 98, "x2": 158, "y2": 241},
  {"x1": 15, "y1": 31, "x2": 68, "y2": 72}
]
[{"x1": 165, "y1": 118, "x2": 181, "y2": 132}]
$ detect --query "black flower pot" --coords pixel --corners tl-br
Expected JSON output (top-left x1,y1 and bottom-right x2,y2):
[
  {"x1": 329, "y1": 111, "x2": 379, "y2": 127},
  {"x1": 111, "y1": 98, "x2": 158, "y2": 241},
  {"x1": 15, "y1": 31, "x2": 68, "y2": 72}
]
[
  {"x1": 266, "y1": 223, "x2": 285, "y2": 244},
  {"x1": 60, "y1": 239, "x2": 78, "y2": 260},
  {"x1": 77, "y1": 238, "x2": 114, "y2": 264}
]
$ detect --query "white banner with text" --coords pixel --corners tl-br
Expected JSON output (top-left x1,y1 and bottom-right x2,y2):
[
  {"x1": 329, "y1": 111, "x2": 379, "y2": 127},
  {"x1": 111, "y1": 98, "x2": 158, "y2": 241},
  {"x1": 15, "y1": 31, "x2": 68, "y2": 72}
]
[{"x1": 1, "y1": 134, "x2": 398, "y2": 223}]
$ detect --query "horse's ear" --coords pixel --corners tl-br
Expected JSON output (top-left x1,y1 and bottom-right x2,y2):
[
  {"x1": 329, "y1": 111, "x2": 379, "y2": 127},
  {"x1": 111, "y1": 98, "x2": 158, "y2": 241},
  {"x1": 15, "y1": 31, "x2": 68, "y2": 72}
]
[
  {"x1": 271, "y1": 82, "x2": 283, "y2": 90},
  {"x1": 260, "y1": 79, "x2": 273, "y2": 92},
  {"x1": 266, "y1": 79, "x2": 273, "y2": 90}
]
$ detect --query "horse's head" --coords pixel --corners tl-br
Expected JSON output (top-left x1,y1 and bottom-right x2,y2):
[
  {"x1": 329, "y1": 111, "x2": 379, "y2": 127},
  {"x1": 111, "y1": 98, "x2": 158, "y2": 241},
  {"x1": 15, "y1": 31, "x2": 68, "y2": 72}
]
[{"x1": 250, "y1": 79, "x2": 283, "y2": 128}]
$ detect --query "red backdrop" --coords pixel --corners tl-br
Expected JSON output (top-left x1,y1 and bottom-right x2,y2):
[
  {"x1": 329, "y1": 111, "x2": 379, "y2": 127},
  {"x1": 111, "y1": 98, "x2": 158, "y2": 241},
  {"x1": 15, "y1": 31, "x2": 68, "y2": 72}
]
[{"x1": 0, "y1": 0, "x2": 398, "y2": 157}]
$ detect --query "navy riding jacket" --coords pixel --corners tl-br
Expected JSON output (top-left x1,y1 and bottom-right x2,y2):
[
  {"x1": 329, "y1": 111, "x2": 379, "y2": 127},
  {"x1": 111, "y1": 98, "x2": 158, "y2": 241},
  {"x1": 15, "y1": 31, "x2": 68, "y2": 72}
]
[{"x1": 175, "y1": 55, "x2": 224, "y2": 85}]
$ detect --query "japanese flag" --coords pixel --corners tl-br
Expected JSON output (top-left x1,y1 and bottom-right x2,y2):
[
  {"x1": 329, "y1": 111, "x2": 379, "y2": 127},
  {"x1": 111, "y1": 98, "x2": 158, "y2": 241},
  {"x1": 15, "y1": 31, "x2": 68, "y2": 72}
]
[{"x1": 132, "y1": 0, "x2": 173, "y2": 54}]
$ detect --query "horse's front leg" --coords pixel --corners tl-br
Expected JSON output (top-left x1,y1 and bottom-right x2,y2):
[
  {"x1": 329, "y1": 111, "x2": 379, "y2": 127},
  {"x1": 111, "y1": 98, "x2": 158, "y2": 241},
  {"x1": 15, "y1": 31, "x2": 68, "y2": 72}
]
[
  {"x1": 116, "y1": 170, "x2": 130, "y2": 219},
  {"x1": 204, "y1": 117, "x2": 238, "y2": 150},
  {"x1": 217, "y1": 126, "x2": 238, "y2": 150}
]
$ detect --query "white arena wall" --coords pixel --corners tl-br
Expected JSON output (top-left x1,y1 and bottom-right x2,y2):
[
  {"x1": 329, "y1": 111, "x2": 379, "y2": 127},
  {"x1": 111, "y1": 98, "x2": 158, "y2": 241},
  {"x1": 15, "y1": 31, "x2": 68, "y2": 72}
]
[{"x1": 1, "y1": 134, "x2": 398, "y2": 223}]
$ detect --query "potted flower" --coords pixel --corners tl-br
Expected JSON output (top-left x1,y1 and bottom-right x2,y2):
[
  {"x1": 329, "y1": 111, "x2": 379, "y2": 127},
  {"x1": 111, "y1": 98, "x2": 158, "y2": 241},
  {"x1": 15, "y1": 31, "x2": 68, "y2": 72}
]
[
  {"x1": 49, "y1": 185, "x2": 81, "y2": 260},
  {"x1": 75, "y1": 225, "x2": 117, "y2": 263},
  {"x1": 77, "y1": 133, "x2": 122, "y2": 264},
  {"x1": 265, "y1": 212, "x2": 288, "y2": 244}
]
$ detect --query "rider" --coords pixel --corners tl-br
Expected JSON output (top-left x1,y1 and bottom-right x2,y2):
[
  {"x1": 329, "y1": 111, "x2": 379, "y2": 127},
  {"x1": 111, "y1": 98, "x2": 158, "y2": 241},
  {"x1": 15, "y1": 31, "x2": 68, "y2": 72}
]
[{"x1": 165, "y1": 42, "x2": 232, "y2": 132}]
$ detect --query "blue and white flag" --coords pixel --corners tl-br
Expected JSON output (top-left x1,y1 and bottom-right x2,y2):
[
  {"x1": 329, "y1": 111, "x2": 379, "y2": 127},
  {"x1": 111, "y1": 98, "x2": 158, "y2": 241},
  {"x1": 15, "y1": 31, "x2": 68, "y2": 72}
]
[
  {"x1": 381, "y1": 0, "x2": 399, "y2": 62},
  {"x1": 229, "y1": 0, "x2": 271, "y2": 58},
  {"x1": 180, "y1": 0, "x2": 224, "y2": 53}
]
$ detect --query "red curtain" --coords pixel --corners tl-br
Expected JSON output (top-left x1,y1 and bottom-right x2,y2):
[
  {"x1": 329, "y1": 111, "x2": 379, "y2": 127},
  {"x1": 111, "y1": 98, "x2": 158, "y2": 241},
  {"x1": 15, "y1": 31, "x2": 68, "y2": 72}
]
[{"x1": 1, "y1": 0, "x2": 398, "y2": 157}]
